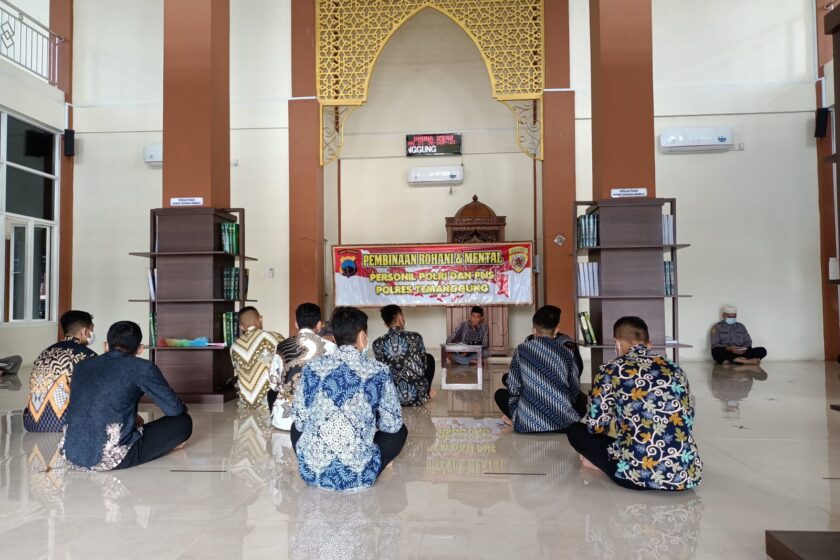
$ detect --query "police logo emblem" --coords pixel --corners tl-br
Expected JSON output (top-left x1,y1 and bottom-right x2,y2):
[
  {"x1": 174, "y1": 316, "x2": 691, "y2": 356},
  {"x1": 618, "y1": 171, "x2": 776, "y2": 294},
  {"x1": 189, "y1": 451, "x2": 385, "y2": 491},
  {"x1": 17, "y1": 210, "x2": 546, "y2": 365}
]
[
  {"x1": 508, "y1": 246, "x2": 529, "y2": 273},
  {"x1": 338, "y1": 250, "x2": 359, "y2": 278}
]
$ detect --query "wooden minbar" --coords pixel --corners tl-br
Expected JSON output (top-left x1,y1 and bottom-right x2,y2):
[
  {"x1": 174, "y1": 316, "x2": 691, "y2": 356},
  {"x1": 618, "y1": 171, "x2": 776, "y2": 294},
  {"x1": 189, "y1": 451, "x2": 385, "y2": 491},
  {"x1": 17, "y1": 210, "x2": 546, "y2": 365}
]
[{"x1": 445, "y1": 195, "x2": 509, "y2": 356}]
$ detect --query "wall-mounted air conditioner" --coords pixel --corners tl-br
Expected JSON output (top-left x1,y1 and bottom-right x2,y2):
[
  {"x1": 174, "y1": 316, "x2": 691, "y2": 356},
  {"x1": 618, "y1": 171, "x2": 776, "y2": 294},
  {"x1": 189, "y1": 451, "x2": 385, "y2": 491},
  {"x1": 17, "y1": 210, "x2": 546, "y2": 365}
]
[
  {"x1": 143, "y1": 143, "x2": 163, "y2": 166},
  {"x1": 659, "y1": 127, "x2": 734, "y2": 153},
  {"x1": 407, "y1": 165, "x2": 464, "y2": 186}
]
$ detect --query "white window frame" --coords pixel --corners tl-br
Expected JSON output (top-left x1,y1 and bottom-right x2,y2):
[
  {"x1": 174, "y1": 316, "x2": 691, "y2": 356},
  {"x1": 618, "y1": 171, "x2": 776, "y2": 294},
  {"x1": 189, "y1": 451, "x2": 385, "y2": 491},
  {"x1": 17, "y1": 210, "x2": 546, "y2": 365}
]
[{"x1": 0, "y1": 109, "x2": 60, "y2": 324}]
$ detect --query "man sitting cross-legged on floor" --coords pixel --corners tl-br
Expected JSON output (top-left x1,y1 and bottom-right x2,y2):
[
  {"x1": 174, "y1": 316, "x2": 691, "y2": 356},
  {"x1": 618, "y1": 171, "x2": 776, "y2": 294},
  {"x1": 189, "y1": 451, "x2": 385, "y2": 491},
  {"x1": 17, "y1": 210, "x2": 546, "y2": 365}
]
[
  {"x1": 268, "y1": 303, "x2": 337, "y2": 430},
  {"x1": 373, "y1": 304, "x2": 435, "y2": 406},
  {"x1": 710, "y1": 305, "x2": 767, "y2": 365},
  {"x1": 291, "y1": 306, "x2": 407, "y2": 491},
  {"x1": 567, "y1": 316, "x2": 702, "y2": 491},
  {"x1": 230, "y1": 306, "x2": 285, "y2": 409},
  {"x1": 24, "y1": 310, "x2": 97, "y2": 432},
  {"x1": 495, "y1": 305, "x2": 586, "y2": 433},
  {"x1": 61, "y1": 321, "x2": 192, "y2": 471}
]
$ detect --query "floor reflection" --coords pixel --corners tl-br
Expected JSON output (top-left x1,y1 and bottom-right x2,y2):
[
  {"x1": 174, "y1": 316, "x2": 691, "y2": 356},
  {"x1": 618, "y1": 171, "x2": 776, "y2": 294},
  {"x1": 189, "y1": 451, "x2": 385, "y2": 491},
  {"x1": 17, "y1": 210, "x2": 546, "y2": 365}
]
[
  {"x1": 708, "y1": 363, "x2": 768, "y2": 417},
  {"x1": 584, "y1": 494, "x2": 704, "y2": 559}
]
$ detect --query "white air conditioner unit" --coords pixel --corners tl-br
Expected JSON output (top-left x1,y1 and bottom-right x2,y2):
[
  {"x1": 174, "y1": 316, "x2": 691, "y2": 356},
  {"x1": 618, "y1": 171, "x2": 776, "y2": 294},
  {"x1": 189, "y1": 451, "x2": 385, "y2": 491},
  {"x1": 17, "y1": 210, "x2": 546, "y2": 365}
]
[
  {"x1": 143, "y1": 143, "x2": 163, "y2": 166},
  {"x1": 407, "y1": 165, "x2": 463, "y2": 186},
  {"x1": 659, "y1": 127, "x2": 734, "y2": 153}
]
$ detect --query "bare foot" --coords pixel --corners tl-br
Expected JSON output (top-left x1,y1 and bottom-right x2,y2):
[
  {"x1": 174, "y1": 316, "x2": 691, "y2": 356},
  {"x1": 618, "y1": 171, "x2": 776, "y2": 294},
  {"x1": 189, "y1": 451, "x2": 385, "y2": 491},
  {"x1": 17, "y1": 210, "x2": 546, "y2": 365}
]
[
  {"x1": 428, "y1": 389, "x2": 437, "y2": 399},
  {"x1": 579, "y1": 455, "x2": 599, "y2": 471},
  {"x1": 173, "y1": 442, "x2": 187, "y2": 450},
  {"x1": 500, "y1": 414, "x2": 512, "y2": 426}
]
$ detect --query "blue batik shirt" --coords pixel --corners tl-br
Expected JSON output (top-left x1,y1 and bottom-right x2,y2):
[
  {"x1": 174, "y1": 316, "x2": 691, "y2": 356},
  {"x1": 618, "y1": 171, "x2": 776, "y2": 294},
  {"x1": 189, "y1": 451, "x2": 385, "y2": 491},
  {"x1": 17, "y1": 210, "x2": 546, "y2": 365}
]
[{"x1": 292, "y1": 345, "x2": 403, "y2": 491}]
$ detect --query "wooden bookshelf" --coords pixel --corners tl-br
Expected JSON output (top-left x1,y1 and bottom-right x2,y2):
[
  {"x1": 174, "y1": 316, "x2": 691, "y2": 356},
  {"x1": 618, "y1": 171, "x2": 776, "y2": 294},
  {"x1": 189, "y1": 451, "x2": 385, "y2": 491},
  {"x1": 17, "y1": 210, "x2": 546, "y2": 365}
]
[
  {"x1": 573, "y1": 198, "x2": 691, "y2": 379},
  {"x1": 130, "y1": 207, "x2": 254, "y2": 403}
]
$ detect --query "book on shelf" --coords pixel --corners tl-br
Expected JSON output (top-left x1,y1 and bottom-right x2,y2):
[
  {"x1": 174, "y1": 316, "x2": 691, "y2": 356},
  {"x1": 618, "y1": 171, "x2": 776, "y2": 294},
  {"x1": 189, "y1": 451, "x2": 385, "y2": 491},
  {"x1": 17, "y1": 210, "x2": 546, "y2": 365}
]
[
  {"x1": 661, "y1": 214, "x2": 675, "y2": 245},
  {"x1": 222, "y1": 311, "x2": 241, "y2": 347},
  {"x1": 147, "y1": 269, "x2": 157, "y2": 300},
  {"x1": 663, "y1": 261, "x2": 675, "y2": 295},
  {"x1": 576, "y1": 213, "x2": 599, "y2": 248},
  {"x1": 579, "y1": 311, "x2": 597, "y2": 345},
  {"x1": 222, "y1": 267, "x2": 250, "y2": 300},
  {"x1": 149, "y1": 312, "x2": 157, "y2": 347},
  {"x1": 221, "y1": 222, "x2": 241, "y2": 255},
  {"x1": 576, "y1": 262, "x2": 600, "y2": 297}
]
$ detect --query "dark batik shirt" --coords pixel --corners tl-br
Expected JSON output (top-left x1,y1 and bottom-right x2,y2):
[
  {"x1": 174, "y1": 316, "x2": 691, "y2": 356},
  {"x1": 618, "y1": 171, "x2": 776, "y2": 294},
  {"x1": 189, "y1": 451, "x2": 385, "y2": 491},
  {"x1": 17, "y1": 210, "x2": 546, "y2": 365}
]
[
  {"x1": 586, "y1": 345, "x2": 702, "y2": 491},
  {"x1": 373, "y1": 327, "x2": 430, "y2": 406},
  {"x1": 61, "y1": 351, "x2": 186, "y2": 471},
  {"x1": 508, "y1": 336, "x2": 581, "y2": 432},
  {"x1": 24, "y1": 337, "x2": 97, "y2": 433}
]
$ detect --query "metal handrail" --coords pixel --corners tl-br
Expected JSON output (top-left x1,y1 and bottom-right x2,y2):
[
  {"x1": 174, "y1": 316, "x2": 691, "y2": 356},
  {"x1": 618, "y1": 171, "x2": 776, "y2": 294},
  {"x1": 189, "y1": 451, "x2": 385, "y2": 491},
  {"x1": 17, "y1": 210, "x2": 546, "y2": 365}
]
[{"x1": 0, "y1": 0, "x2": 63, "y2": 87}]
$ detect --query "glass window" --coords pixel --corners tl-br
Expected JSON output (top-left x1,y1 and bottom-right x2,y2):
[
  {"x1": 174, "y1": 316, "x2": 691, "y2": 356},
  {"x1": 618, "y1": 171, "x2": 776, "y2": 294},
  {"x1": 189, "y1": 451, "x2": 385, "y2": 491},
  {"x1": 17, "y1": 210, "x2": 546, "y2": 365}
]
[
  {"x1": 6, "y1": 116, "x2": 55, "y2": 174},
  {"x1": 32, "y1": 227, "x2": 49, "y2": 320},
  {"x1": 10, "y1": 225, "x2": 27, "y2": 321},
  {"x1": 6, "y1": 166, "x2": 55, "y2": 220}
]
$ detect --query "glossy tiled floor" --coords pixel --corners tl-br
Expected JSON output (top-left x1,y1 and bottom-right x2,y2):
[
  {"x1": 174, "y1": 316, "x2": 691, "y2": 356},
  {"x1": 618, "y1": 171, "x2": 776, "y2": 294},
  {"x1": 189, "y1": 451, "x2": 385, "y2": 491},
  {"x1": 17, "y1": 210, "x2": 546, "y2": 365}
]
[{"x1": 1, "y1": 360, "x2": 839, "y2": 559}]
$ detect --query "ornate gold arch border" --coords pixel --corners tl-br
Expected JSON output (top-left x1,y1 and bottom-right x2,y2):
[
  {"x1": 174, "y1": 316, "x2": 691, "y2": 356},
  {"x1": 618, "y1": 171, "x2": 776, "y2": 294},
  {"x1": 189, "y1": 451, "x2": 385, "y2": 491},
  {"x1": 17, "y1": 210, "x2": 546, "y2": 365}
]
[{"x1": 316, "y1": 0, "x2": 545, "y2": 165}]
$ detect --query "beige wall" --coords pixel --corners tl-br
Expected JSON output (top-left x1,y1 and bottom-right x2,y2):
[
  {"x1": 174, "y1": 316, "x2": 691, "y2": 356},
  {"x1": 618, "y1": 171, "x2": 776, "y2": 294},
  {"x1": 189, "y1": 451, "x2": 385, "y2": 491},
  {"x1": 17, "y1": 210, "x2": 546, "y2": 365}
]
[
  {"x1": 0, "y1": 12, "x2": 66, "y2": 364},
  {"x1": 329, "y1": 9, "x2": 538, "y2": 348},
  {"x1": 571, "y1": 0, "x2": 822, "y2": 361},
  {"x1": 58, "y1": 0, "x2": 824, "y2": 361},
  {"x1": 71, "y1": 0, "x2": 292, "y2": 341}
]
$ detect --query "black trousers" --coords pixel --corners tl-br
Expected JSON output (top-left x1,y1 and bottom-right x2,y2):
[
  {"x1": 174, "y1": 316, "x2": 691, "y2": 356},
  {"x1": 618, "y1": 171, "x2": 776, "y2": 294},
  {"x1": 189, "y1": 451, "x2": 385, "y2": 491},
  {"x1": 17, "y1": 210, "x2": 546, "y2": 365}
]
[
  {"x1": 711, "y1": 346, "x2": 767, "y2": 364},
  {"x1": 115, "y1": 413, "x2": 193, "y2": 470},
  {"x1": 291, "y1": 424, "x2": 408, "y2": 474},
  {"x1": 424, "y1": 353, "x2": 436, "y2": 387},
  {"x1": 566, "y1": 423, "x2": 647, "y2": 491},
  {"x1": 495, "y1": 389, "x2": 588, "y2": 429}
]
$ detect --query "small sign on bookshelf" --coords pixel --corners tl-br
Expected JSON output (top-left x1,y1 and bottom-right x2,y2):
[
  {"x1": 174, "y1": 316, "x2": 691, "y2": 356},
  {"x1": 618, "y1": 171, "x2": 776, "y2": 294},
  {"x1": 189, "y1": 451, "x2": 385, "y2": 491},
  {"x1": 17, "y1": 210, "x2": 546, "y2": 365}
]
[
  {"x1": 610, "y1": 188, "x2": 648, "y2": 198},
  {"x1": 170, "y1": 197, "x2": 205, "y2": 206}
]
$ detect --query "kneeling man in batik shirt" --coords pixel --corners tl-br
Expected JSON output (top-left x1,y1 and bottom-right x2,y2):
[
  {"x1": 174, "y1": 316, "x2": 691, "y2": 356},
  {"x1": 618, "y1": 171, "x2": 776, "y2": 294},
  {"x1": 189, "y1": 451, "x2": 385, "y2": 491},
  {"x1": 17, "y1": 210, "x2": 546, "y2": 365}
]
[
  {"x1": 373, "y1": 304, "x2": 435, "y2": 406},
  {"x1": 567, "y1": 316, "x2": 702, "y2": 491},
  {"x1": 268, "y1": 303, "x2": 337, "y2": 430},
  {"x1": 24, "y1": 310, "x2": 97, "y2": 432},
  {"x1": 230, "y1": 306, "x2": 285, "y2": 409},
  {"x1": 62, "y1": 321, "x2": 192, "y2": 471},
  {"x1": 291, "y1": 307, "x2": 406, "y2": 490}
]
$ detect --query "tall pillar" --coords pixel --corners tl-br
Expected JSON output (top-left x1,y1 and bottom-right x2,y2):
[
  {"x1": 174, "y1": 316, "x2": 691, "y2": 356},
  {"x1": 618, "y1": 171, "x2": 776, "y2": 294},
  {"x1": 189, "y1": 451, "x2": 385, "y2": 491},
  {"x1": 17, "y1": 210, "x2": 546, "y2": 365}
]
[
  {"x1": 542, "y1": 0, "x2": 577, "y2": 336},
  {"x1": 51, "y1": 0, "x2": 73, "y2": 333},
  {"x1": 162, "y1": 0, "x2": 230, "y2": 208},
  {"x1": 288, "y1": 0, "x2": 325, "y2": 333},
  {"x1": 589, "y1": 0, "x2": 655, "y2": 199}
]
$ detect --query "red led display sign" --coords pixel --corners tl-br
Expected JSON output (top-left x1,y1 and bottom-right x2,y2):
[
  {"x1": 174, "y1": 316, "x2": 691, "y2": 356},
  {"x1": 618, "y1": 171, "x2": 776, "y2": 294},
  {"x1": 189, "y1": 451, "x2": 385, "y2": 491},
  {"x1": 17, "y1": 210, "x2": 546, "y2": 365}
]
[{"x1": 406, "y1": 133, "x2": 462, "y2": 156}]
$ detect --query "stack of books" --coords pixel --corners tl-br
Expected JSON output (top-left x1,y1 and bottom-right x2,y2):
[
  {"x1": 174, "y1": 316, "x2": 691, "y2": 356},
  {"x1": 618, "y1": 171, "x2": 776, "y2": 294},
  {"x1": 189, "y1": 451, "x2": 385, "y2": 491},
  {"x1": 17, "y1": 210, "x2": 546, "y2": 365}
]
[
  {"x1": 577, "y1": 213, "x2": 599, "y2": 248},
  {"x1": 576, "y1": 262, "x2": 600, "y2": 297},
  {"x1": 578, "y1": 311, "x2": 597, "y2": 345},
  {"x1": 221, "y1": 222, "x2": 241, "y2": 254},
  {"x1": 664, "y1": 261, "x2": 675, "y2": 295},
  {"x1": 662, "y1": 214, "x2": 675, "y2": 245},
  {"x1": 223, "y1": 267, "x2": 249, "y2": 300},
  {"x1": 222, "y1": 311, "x2": 240, "y2": 347}
]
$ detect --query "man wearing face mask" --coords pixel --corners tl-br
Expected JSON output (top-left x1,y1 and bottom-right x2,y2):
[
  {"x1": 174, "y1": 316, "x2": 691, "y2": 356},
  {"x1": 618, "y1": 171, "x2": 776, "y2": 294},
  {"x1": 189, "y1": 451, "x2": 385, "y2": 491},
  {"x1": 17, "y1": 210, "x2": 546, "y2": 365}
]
[
  {"x1": 24, "y1": 310, "x2": 98, "y2": 432},
  {"x1": 291, "y1": 306, "x2": 406, "y2": 491},
  {"x1": 567, "y1": 316, "x2": 702, "y2": 491},
  {"x1": 710, "y1": 305, "x2": 767, "y2": 365}
]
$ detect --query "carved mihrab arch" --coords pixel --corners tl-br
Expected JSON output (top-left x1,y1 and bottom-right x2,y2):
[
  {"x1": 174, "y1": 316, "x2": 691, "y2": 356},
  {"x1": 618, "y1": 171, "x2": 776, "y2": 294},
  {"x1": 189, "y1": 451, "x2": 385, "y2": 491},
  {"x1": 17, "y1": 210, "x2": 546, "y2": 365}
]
[{"x1": 317, "y1": 0, "x2": 544, "y2": 164}]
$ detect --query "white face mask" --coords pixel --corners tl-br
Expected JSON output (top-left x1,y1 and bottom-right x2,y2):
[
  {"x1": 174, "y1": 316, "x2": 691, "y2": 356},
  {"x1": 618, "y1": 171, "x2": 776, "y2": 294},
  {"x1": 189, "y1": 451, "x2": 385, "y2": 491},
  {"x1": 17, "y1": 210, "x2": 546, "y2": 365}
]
[
  {"x1": 87, "y1": 331, "x2": 95, "y2": 346},
  {"x1": 614, "y1": 341, "x2": 622, "y2": 358}
]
